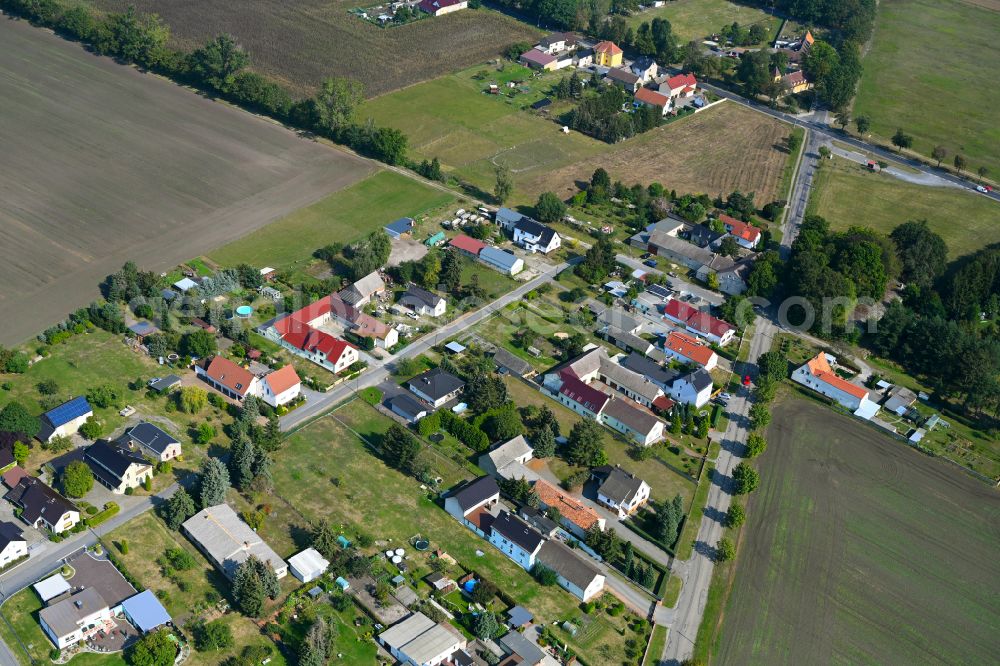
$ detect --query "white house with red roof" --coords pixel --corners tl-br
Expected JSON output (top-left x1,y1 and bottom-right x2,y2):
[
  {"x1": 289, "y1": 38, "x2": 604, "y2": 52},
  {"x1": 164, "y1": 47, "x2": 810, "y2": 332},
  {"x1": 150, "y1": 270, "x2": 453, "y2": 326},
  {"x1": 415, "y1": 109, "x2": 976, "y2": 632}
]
[
  {"x1": 259, "y1": 365, "x2": 301, "y2": 408},
  {"x1": 266, "y1": 298, "x2": 359, "y2": 373},
  {"x1": 793, "y1": 353, "x2": 877, "y2": 416},
  {"x1": 419, "y1": 0, "x2": 467, "y2": 16},
  {"x1": 719, "y1": 214, "x2": 762, "y2": 249},
  {"x1": 662, "y1": 299, "x2": 736, "y2": 346},
  {"x1": 658, "y1": 72, "x2": 698, "y2": 108},
  {"x1": 195, "y1": 356, "x2": 260, "y2": 401},
  {"x1": 664, "y1": 331, "x2": 719, "y2": 370},
  {"x1": 634, "y1": 87, "x2": 670, "y2": 116}
]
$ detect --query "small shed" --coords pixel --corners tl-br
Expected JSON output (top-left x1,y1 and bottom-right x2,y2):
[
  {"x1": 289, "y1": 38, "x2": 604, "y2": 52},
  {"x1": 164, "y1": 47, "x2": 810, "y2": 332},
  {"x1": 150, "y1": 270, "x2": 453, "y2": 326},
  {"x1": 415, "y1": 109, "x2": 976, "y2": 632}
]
[
  {"x1": 334, "y1": 576, "x2": 350, "y2": 591},
  {"x1": 507, "y1": 605, "x2": 534, "y2": 628},
  {"x1": 444, "y1": 341, "x2": 467, "y2": 354},
  {"x1": 128, "y1": 321, "x2": 159, "y2": 341},
  {"x1": 288, "y1": 547, "x2": 331, "y2": 583},
  {"x1": 34, "y1": 574, "x2": 71, "y2": 603},
  {"x1": 425, "y1": 231, "x2": 446, "y2": 247},
  {"x1": 121, "y1": 590, "x2": 171, "y2": 634},
  {"x1": 173, "y1": 277, "x2": 198, "y2": 293}
]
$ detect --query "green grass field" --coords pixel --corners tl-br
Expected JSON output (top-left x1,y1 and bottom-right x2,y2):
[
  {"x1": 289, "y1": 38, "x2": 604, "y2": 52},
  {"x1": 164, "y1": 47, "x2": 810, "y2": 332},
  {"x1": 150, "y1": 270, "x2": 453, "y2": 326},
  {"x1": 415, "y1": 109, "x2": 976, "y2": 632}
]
[
  {"x1": 625, "y1": 0, "x2": 781, "y2": 42},
  {"x1": 711, "y1": 397, "x2": 1000, "y2": 664},
  {"x1": 852, "y1": 0, "x2": 1000, "y2": 178},
  {"x1": 807, "y1": 156, "x2": 1000, "y2": 258},
  {"x1": 208, "y1": 170, "x2": 455, "y2": 269}
]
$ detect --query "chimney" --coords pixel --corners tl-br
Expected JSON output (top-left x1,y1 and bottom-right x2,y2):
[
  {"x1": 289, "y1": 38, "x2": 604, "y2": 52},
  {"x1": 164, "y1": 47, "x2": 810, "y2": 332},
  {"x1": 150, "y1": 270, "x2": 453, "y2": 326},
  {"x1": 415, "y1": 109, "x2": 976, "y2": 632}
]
[
  {"x1": 244, "y1": 541, "x2": 250, "y2": 550},
  {"x1": 74, "y1": 600, "x2": 83, "y2": 608}
]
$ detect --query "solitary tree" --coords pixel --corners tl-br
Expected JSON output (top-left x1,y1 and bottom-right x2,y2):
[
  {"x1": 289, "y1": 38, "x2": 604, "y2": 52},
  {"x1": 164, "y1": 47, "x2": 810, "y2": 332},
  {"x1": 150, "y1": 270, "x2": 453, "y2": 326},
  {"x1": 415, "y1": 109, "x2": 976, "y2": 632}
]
[
  {"x1": 977, "y1": 166, "x2": 989, "y2": 183},
  {"x1": 854, "y1": 115, "x2": 870, "y2": 135},
  {"x1": 494, "y1": 164, "x2": 513, "y2": 204},
  {"x1": 535, "y1": 191, "x2": 567, "y2": 223},
  {"x1": 62, "y1": 461, "x2": 94, "y2": 498},
  {"x1": 953, "y1": 154, "x2": 967, "y2": 174},
  {"x1": 931, "y1": 145, "x2": 947, "y2": 167},
  {"x1": 127, "y1": 628, "x2": 177, "y2": 666},
  {"x1": 891, "y1": 129, "x2": 913, "y2": 152},
  {"x1": 189, "y1": 34, "x2": 249, "y2": 91},
  {"x1": 198, "y1": 458, "x2": 230, "y2": 509},
  {"x1": 0, "y1": 401, "x2": 40, "y2": 438},
  {"x1": 716, "y1": 537, "x2": 736, "y2": 562},
  {"x1": 834, "y1": 110, "x2": 850, "y2": 131},
  {"x1": 473, "y1": 611, "x2": 502, "y2": 640}
]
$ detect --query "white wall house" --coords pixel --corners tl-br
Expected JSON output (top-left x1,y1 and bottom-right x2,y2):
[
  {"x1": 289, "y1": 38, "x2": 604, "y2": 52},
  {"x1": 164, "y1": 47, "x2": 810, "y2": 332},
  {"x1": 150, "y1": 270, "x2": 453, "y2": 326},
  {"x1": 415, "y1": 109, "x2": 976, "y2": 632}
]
[
  {"x1": 792, "y1": 353, "x2": 874, "y2": 412},
  {"x1": 0, "y1": 523, "x2": 27, "y2": 568},
  {"x1": 259, "y1": 365, "x2": 302, "y2": 408},
  {"x1": 444, "y1": 476, "x2": 501, "y2": 538},
  {"x1": 489, "y1": 511, "x2": 544, "y2": 570},
  {"x1": 668, "y1": 369, "x2": 714, "y2": 408},
  {"x1": 39, "y1": 589, "x2": 112, "y2": 649},
  {"x1": 537, "y1": 540, "x2": 606, "y2": 602},
  {"x1": 38, "y1": 397, "x2": 93, "y2": 443}
]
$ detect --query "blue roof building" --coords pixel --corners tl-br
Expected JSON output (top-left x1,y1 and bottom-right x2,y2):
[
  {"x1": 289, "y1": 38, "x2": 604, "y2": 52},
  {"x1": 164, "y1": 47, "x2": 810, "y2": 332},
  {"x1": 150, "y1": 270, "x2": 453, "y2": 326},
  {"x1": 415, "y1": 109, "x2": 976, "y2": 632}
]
[
  {"x1": 479, "y1": 247, "x2": 524, "y2": 276},
  {"x1": 385, "y1": 217, "x2": 415, "y2": 239},
  {"x1": 121, "y1": 590, "x2": 171, "y2": 634},
  {"x1": 39, "y1": 397, "x2": 93, "y2": 442}
]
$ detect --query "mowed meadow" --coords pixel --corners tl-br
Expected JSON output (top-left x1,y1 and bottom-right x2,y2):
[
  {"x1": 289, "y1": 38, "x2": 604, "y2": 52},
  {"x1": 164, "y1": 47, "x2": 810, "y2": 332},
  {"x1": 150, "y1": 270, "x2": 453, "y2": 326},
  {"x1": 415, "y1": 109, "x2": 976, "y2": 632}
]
[
  {"x1": 712, "y1": 398, "x2": 1000, "y2": 665},
  {"x1": 85, "y1": 0, "x2": 541, "y2": 96},
  {"x1": 362, "y1": 68, "x2": 797, "y2": 204}
]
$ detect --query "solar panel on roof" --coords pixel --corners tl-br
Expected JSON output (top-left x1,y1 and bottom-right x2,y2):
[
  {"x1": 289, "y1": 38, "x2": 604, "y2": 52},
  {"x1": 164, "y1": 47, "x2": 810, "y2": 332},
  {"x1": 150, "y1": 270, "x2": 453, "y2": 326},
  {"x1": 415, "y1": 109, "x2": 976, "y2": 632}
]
[{"x1": 44, "y1": 397, "x2": 92, "y2": 427}]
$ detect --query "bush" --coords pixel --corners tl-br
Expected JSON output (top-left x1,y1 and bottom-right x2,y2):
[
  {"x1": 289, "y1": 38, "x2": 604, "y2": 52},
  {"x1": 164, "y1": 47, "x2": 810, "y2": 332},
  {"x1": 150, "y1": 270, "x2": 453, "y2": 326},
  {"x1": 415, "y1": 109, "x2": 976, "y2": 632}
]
[
  {"x1": 85, "y1": 502, "x2": 120, "y2": 527},
  {"x1": 78, "y1": 417, "x2": 103, "y2": 440}
]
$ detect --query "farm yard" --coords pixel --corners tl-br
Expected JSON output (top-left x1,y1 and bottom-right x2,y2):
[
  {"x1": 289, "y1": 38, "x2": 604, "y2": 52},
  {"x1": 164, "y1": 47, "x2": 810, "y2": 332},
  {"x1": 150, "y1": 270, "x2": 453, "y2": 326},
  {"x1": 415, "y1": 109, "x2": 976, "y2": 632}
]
[
  {"x1": 852, "y1": 0, "x2": 1000, "y2": 178},
  {"x1": 625, "y1": 0, "x2": 782, "y2": 43},
  {"x1": 710, "y1": 397, "x2": 1000, "y2": 665},
  {"x1": 84, "y1": 0, "x2": 541, "y2": 97},
  {"x1": 0, "y1": 18, "x2": 369, "y2": 346},
  {"x1": 807, "y1": 156, "x2": 1000, "y2": 259}
]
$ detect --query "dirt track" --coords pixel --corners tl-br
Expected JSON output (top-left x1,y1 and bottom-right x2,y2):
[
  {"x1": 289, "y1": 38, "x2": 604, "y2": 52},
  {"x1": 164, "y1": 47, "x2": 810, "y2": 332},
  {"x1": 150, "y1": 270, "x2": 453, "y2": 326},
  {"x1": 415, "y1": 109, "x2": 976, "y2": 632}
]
[
  {"x1": 715, "y1": 397, "x2": 1000, "y2": 665},
  {"x1": 0, "y1": 18, "x2": 372, "y2": 345}
]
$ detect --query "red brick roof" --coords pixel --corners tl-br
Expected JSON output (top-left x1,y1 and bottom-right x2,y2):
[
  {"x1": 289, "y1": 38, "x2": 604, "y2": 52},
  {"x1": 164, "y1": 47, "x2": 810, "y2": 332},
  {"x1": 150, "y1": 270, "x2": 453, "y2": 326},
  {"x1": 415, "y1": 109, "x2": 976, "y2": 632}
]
[
  {"x1": 634, "y1": 87, "x2": 669, "y2": 107},
  {"x1": 419, "y1": 0, "x2": 463, "y2": 12},
  {"x1": 264, "y1": 364, "x2": 300, "y2": 396},
  {"x1": 719, "y1": 214, "x2": 761, "y2": 244},
  {"x1": 663, "y1": 299, "x2": 734, "y2": 339},
  {"x1": 449, "y1": 234, "x2": 486, "y2": 255},
  {"x1": 282, "y1": 328, "x2": 352, "y2": 363},
  {"x1": 533, "y1": 480, "x2": 602, "y2": 532},
  {"x1": 595, "y1": 41, "x2": 622, "y2": 55},
  {"x1": 665, "y1": 72, "x2": 697, "y2": 92},
  {"x1": 558, "y1": 375, "x2": 609, "y2": 414},
  {"x1": 665, "y1": 331, "x2": 717, "y2": 367},
  {"x1": 805, "y1": 354, "x2": 868, "y2": 400},
  {"x1": 204, "y1": 356, "x2": 256, "y2": 397}
]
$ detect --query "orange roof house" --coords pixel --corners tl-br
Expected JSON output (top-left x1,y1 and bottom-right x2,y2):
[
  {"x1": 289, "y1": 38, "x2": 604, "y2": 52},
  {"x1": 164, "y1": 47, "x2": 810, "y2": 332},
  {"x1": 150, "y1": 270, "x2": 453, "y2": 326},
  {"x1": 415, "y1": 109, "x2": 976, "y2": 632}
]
[
  {"x1": 532, "y1": 479, "x2": 605, "y2": 538},
  {"x1": 634, "y1": 87, "x2": 670, "y2": 115},
  {"x1": 664, "y1": 331, "x2": 718, "y2": 370},
  {"x1": 719, "y1": 214, "x2": 762, "y2": 248},
  {"x1": 792, "y1": 352, "x2": 873, "y2": 413},
  {"x1": 594, "y1": 41, "x2": 623, "y2": 67}
]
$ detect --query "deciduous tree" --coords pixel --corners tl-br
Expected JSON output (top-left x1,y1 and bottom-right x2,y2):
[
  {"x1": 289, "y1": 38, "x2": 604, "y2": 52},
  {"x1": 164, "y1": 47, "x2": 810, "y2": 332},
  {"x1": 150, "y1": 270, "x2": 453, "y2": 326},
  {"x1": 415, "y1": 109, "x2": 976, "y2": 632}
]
[{"x1": 63, "y1": 461, "x2": 94, "y2": 498}]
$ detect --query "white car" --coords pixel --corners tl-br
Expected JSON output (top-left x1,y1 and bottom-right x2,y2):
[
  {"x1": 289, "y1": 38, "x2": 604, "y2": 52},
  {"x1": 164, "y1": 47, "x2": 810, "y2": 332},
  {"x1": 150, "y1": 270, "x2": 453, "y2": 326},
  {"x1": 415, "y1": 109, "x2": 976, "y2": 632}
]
[{"x1": 975, "y1": 185, "x2": 991, "y2": 194}]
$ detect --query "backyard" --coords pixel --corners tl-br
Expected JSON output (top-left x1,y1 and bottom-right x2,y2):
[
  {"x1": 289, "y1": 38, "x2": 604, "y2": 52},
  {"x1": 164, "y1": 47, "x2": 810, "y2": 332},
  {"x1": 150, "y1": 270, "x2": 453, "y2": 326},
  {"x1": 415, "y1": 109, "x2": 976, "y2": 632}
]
[
  {"x1": 852, "y1": 0, "x2": 1000, "y2": 178},
  {"x1": 708, "y1": 397, "x2": 1000, "y2": 664},
  {"x1": 807, "y1": 156, "x2": 1000, "y2": 259}
]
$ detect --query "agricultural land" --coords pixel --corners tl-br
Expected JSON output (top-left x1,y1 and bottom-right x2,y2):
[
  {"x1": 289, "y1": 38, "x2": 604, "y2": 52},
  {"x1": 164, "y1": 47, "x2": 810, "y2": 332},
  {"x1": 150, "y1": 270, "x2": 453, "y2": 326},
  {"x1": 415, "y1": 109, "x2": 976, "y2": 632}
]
[
  {"x1": 807, "y1": 156, "x2": 1000, "y2": 258},
  {"x1": 0, "y1": 18, "x2": 370, "y2": 346},
  {"x1": 852, "y1": 0, "x2": 1000, "y2": 177},
  {"x1": 625, "y1": 0, "x2": 781, "y2": 43},
  {"x1": 85, "y1": 0, "x2": 541, "y2": 97},
  {"x1": 710, "y1": 397, "x2": 1000, "y2": 665}
]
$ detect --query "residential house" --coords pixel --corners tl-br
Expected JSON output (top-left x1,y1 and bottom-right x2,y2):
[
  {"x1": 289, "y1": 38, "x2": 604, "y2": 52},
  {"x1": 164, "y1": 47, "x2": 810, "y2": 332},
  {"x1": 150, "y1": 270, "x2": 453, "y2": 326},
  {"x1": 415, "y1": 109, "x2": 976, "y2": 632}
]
[
  {"x1": 0, "y1": 522, "x2": 27, "y2": 568},
  {"x1": 498, "y1": 630, "x2": 549, "y2": 666},
  {"x1": 554, "y1": 374, "x2": 610, "y2": 419},
  {"x1": 538, "y1": 31, "x2": 576, "y2": 54},
  {"x1": 594, "y1": 40, "x2": 623, "y2": 67},
  {"x1": 883, "y1": 386, "x2": 917, "y2": 416},
  {"x1": 400, "y1": 286, "x2": 447, "y2": 317},
  {"x1": 266, "y1": 301, "x2": 359, "y2": 372},
  {"x1": 718, "y1": 214, "x2": 761, "y2": 249},
  {"x1": 668, "y1": 368, "x2": 714, "y2": 408},
  {"x1": 83, "y1": 441, "x2": 153, "y2": 494},
  {"x1": 407, "y1": 368, "x2": 465, "y2": 408},
  {"x1": 646, "y1": 228, "x2": 717, "y2": 271},
  {"x1": 418, "y1": 0, "x2": 468, "y2": 16},
  {"x1": 658, "y1": 72, "x2": 698, "y2": 106},
  {"x1": 387, "y1": 395, "x2": 429, "y2": 424},
  {"x1": 385, "y1": 217, "x2": 415, "y2": 239},
  {"x1": 338, "y1": 271, "x2": 386, "y2": 307},
  {"x1": 602, "y1": 326, "x2": 656, "y2": 358},
  {"x1": 621, "y1": 352, "x2": 679, "y2": 390},
  {"x1": 491, "y1": 348, "x2": 535, "y2": 378},
  {"x1": 599, "y1": 353, "x2": 665, "y2": 406},
  {"x1": 288, "y1": 548, "x2": 330, "y2": 583},
  {"x1": 773, "y1": 67, "x2": 811, "y2": 94},
  {"x1": 601, "y1": 397, "x2": 665, "y2": 446},
  {"x1": 598, "y1": 308, "x2": 643, "y2": 335},
  {"x1": 378, "y1": 612, "x2": 467, "y2": 666},
  {"x1": 533, "y1": 479, "x2": 605, "y2": 539},
  {"x1": 39, "y1": 588, "x2": 112, "y2": 649},
  {"x1": 195, "y1": 356, "x2": 260, "y2": 401},
  {"x1": 37, "y1": 396, "x2": 93, "y2": 443},
  {"x1": 5, "y1": 476, "x2": 79, "y2": 533},
  {"x1": 500, "y1": 212, "x2": 561, "y2": 254},
  {"x1": 792, "y1": 353, "x2": 877, "y2": 415},
  {"x1": 592, "y1": 466, "x2": 650, "y2": 517},
  {"x1": 479, "y1": 247, "x2": 525, "y2": 275},
  {"x1": 689, "y1": 224, "x2": 723, "y2": 248},
  {"x1": 662, "y1": 298, "x2": 736, "y2": 346},
  {"x1": 520, "y1": 49, "x2": 558, "y2": 71},
  {"x1": 259, "y1": 365, "x2": 302, "y2": 408},
  {"x1": 117, "y1": 422, "x2": 181, "y2": 462},
  {"x1": 536, "y1": 539, "x2": 605, "y2": 602},
  {"x1": 448, "y1": 234, "x2": 486, "y2": 258},
  {"x1": 489, "y1": 511, "x2": 544, "y2": 570},
  {"x1": 573, "y1": 48, "x2": 595, "y2": 67},
  {"x1": 479, "y1": 436, "x2": 535, "y2": 481},
  {"x1": 703, "y1": 258, "x2": 751, "y2": 296},
  {"x1": 605, "y1": 67, "x2": 641, "y2": 93},
  {"x1": 633, "y1": 87, "x2": 670, "y2": 116},
  {"x1": 630, "y1": 57, "x2": 659, "y2": 82},
  {"x1": 444, "y1": 476, "x2": 501, "y2": 537},
  {"x1": 664, "y1": 331, "x2": 718, "y2": 370},
  {"x1": 518, "y1": 505, "x2": 560, "y2": 537},
  {"x1": 182, "y1": 503, "x2": 288, "y2": 579}
]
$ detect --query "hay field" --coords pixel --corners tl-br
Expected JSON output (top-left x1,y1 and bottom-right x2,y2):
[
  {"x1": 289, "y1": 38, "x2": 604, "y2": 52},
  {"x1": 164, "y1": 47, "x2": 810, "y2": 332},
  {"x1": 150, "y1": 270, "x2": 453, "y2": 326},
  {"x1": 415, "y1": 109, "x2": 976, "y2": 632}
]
[
  {"x1": 625, "y1": 0, "x2": 781, "y2": 43},
  {"x1": 85, "y1": 0, "x2": 541, "y2": 97},
  {"x1": 0, "y1": 18, "x2": 370, "y2": 345},
  {"x1": 713, "y1": 397, "x2": 1000, "y2": 664}
]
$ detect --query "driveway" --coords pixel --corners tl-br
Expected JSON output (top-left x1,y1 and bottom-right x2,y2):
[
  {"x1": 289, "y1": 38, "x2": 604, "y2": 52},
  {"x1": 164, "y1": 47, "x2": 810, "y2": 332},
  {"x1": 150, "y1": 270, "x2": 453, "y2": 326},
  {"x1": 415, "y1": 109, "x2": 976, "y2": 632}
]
[{"x1": 616, "y1": 255, "x2": 723, "y2": 307}]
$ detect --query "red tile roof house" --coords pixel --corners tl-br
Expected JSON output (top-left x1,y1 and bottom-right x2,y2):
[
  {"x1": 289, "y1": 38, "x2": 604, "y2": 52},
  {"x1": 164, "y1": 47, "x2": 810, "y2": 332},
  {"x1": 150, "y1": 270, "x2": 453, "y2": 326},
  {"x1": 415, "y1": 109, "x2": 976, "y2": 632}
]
[
  {"x1": 418, "y1": 0, "x2": 468, "y2": 16},
  {"x1": 792, "y1": 352, "x2": 876, "y2": 415},
  {"x1": 448, "y1": 234, "x2": 486, "y2": 257},
  {"x1": 658, "y1": 72, "x2": 698, "y2": 108},
  {"x1": 634, "y1": 87, "x2": 670, "y2": 116},
  {"x1": 259, "y1": 364, "x2": 302, "y2": 409},
  {"x1": 196, "y1": 356, "x2": 260, "y2": 402},
  {"x1": 664, "y1": 330, "x2": 719, "y2": 370},
  {"x1": 718, "y1": 214, "x2": 762, "y2": 249},
  {"x1": 662, "y1": 298, "x2": 736, "y2": 346},
  {"x1": 265, "y1": 302, "x2": 359, "y2": 374}
]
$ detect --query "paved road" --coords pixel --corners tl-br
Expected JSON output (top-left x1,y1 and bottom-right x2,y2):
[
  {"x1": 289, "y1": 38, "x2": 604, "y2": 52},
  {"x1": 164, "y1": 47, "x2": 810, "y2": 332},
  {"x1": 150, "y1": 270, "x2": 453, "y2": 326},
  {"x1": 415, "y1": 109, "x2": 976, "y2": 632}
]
[
  {"x1": 616, "y1": 255, "x2": 724, "y2": 307},
  {"x1": 779, "y1": 126, "x2": 820, "y2": 258},
  {"x1": 659, "y1": 317, "x2": 776, "y2": 664},
  {"x1": 826, "y1": 144, "x2": 960, "y2": 188},
  {"x1": 697, "y1": 81, "x2": 1000, "y2": 205}
]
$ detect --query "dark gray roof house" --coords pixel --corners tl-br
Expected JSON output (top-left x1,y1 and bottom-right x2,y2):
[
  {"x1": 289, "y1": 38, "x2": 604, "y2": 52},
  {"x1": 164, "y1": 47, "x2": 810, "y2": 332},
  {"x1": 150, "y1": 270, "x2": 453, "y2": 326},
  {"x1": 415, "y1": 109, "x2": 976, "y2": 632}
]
[
  {"x1": 491, "y1": 511, "x2": 544, "y2": 554},
  {"x1": 689, "y1": 224, "x2": 723, "y2": 248},
  {"x1": 83, "y1": 441, "x2": 150, "y2": 491},
  {"x1": 118, "y1": 422, "x2": 180, "y2": 459},
  {"x1": 0, "y1": 522, "x2": 24, "y2": 552},
  {"x1": 622, "y1": 352, "x2": 679, "y2": 388},
  {"x1": 592, "y1": 466, "x2": 647, "y2": 506},
  {"x1": 407, "y1": 368, "x2": 465, "y2": 406},
  {"x1": 4, "y1": 477, "x2": 76, "y2": 530},
  {"x1": 448, "y1": 476, "x2": 500, "y2": 515},
  {"x1": 387, "y1": 394, "x2": 429, "y2": 423},
  {"x1": 492, "y1": 348, "x2": 534, "y2": 377}
]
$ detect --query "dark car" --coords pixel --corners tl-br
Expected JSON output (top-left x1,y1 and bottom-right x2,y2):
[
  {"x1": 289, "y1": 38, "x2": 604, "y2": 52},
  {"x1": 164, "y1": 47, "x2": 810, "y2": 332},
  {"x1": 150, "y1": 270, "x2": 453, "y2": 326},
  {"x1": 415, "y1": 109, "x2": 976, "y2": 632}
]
[{"x1": 643, "y1": 259, "x2": 657, "y2": 267}]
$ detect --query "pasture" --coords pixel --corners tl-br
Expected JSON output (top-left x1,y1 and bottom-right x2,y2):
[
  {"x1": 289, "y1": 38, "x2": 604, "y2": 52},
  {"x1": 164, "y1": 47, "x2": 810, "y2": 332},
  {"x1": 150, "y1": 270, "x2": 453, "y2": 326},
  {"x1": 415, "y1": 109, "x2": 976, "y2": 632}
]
[
  {"x1": 363, "y1": 70, "x2": 795, "y2": 204},
  {"x1": 625, "y1": 0, "x2": 781, "y2": 43},
  {"x1": 711, "y1": 397, "x2": 1000, "y2": 665},
  {"x1": 807, "y1": 156, "x2": 1000, "y2": 259},
  {"x1": 86, "y1": 0, "x2": 541, "y2": 97},
  {"x1": 852, "y1": 0, "x2": 1000, "y2": 178},
  {"x1": 0, "y1": 18, "x2": 369, "y2": 346}
]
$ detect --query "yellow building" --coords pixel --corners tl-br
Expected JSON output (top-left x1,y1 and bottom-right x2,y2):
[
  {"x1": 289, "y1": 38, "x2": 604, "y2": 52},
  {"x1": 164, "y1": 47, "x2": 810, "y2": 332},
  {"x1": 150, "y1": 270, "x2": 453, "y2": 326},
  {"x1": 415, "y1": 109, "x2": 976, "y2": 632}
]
[{"x1": 594, "y1": 41, "x2": 623, "y2": 67}]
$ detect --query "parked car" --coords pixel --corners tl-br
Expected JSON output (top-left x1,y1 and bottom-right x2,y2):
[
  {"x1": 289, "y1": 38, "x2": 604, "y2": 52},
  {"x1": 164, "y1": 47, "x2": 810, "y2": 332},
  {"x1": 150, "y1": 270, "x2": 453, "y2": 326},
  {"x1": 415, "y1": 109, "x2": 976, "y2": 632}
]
[
  {"x1": 718, "y1": 392, "x2": 732, "y2": 403},
  {"x1": 643, "y1": 259, "x2": 658, "y2": 267},
  {"x1": 976, "y1": 184, "x2": 992, "y2": 193},
  {"x1": 668, "y1": 271, "x2": 678, "y2": 278},
  {"x1": 641, "y1": 252, "x2": 652, "y2": 259}
]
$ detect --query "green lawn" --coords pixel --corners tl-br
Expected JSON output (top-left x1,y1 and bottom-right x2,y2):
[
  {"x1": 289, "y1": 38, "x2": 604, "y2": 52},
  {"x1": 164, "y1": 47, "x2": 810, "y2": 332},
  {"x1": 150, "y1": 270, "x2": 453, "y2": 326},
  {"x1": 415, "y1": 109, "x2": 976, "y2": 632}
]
[
  {"x1": 852, "y1": 0, "x2": 1000, "y2": 178},
  {"x1": 807, "y1": 156, "x2": 1000, "y2": 258},
  {"x1": 270, "y1": 407, "x2": 580, "y2": 621},
  {"x1": 674, "y1": 462, "x2": 713, "y2": 560},
  {"x1": 645, "y1": 624, "x2": 669, "y2": 664},
  {"x1": 208, "y1": 170, "x2": 455, "y2": 269},
  {"x1": 625, "y1": 0, "x2": 781, "y2": 43}
]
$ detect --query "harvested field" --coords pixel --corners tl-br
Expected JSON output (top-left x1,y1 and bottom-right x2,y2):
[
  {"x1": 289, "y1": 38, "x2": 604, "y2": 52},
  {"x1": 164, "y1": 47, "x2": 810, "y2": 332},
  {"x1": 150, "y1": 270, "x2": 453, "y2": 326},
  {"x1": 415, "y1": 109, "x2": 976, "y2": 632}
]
[
  {"x1": 522, "y1": 101, "x2": 793, "y2": 203},
  {"x1": 85, "y1": 0, "x2": 541, "y2": 97},
  {"x1": 625, "y1": 0, "x2": 780, "y2": 43},
  {"x1": 713, "y1": 397, "x2": 1000, "y2": 665},
  {"x1": 0, "y1": 18, "x2": 370, "y2": 346}
]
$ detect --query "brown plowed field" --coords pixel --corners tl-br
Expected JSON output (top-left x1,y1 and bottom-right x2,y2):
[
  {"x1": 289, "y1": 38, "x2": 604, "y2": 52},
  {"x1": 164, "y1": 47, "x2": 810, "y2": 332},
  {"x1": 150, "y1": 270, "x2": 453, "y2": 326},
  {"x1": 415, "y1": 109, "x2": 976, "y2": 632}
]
[
  {"x1": 519, "y1": 101, "x2": 792, "y2": 202},
  {"x1": 0, "y1": 18, "x2": 372, "y2": 346},
  {"x1": 86, "y1": 0, "x2": 542, "y2": 97},
  {"x1": 713, "y1": 397, "x2": 1000, "y2": 665}
]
